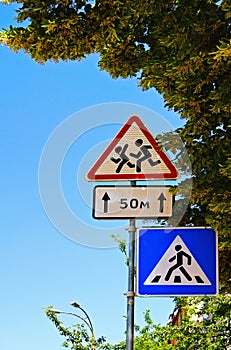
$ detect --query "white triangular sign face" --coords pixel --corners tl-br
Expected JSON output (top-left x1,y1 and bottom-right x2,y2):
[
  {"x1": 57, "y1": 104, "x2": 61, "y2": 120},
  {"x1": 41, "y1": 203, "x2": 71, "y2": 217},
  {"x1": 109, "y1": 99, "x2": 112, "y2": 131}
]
[
  {"x1": 144, "y1": 236, "x2": 211, "y2": 286},
  {"x1": 86, "y1": 115, "x2": 179, "y2": 181}
]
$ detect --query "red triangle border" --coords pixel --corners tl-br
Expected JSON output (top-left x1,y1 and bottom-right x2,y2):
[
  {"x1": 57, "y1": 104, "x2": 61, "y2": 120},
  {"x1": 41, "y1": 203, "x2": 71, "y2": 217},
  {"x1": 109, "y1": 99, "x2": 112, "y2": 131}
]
[{"x1": 86, "y1": 115, "x2": 179, "y2": 181}]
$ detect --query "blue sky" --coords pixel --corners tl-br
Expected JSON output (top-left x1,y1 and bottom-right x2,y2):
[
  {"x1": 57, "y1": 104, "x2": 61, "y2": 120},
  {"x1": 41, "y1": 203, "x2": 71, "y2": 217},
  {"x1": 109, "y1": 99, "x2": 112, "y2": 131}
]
[{"x1": 0, "y1": 3, "x2": 185, "y2": 349}]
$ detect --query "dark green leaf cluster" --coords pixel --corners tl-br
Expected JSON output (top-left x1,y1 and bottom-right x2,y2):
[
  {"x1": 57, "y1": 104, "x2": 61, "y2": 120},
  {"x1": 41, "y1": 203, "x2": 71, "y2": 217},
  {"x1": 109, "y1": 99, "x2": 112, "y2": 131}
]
[{"x1": 168, "y1": 295, "x2": 231, "y2": 349}]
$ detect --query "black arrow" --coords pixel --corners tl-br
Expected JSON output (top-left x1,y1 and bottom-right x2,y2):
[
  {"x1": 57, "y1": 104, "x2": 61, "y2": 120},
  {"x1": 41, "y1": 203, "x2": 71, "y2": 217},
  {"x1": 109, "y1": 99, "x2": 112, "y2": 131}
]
[
  {"x1": 158, "y1": 192, "x2": 166, "y2": 213},
  {"x1": 102, "y1": 192, "x2": 111, "y2": 213}
]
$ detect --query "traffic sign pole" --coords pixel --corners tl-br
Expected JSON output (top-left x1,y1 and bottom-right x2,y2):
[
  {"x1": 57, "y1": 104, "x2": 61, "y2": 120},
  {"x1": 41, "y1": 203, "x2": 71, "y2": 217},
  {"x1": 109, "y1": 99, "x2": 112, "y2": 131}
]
[
  {"x1": 126, "y1": 181, "x2": 136, "y2": 350},
  {"x1": 85, "y1": 115, "x2": 180, "y2": 350}
]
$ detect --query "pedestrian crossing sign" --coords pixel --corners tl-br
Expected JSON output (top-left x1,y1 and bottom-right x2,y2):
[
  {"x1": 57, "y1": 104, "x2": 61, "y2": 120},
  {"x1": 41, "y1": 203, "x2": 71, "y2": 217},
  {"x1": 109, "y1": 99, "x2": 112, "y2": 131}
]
[{"x1": 137, "y1": 227, "x2": 218, "y2": 296}]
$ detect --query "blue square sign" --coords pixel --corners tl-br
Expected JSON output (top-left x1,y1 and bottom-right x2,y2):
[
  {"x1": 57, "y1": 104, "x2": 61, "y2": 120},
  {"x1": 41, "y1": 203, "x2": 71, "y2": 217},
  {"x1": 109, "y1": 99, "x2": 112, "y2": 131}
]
[{"x1": 137, "y1": 227, "x2": 218, "y2": 296}]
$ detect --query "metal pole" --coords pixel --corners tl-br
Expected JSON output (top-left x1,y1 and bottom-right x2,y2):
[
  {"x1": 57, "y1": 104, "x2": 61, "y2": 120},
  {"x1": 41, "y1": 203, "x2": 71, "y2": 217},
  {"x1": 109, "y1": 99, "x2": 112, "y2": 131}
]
[
  {"x1": 51, "y1": 309, "x2": 95, "y2": 350},
  {"x1": 126, "y1": 181, "x2": 136, "y2": 350},
  {"x1": 70, "y1": 302, "x2": 95, "y2": 349},
  {"x1": 78, "y1": 305, "x2": 95, "y2": 350}
]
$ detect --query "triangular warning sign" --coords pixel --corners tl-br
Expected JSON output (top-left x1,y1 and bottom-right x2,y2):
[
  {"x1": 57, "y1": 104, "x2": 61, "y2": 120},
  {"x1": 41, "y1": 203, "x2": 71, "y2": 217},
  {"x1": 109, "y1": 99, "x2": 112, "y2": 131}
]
[
  {"x1": 86, "y1": 115, "x2": 179, "y2": 181},
  {"x1": 144, "y1": 236, "x2": 211, "y2": 286}
]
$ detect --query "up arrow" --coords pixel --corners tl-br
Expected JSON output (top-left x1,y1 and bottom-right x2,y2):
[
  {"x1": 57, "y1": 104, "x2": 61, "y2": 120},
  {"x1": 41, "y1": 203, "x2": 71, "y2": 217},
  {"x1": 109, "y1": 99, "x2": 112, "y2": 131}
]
[
  {"x1": 102, "y1": 192, "x2": 111, "y2": 213},
  {"x1": 158, "y1": 193, "x2": 166, "y2": 213}
]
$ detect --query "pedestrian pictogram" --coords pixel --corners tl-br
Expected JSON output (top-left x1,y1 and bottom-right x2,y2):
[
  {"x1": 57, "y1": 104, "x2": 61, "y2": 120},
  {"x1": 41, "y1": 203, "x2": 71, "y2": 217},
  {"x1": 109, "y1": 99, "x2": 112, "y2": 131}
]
[
  {"x1": 165, "y1": 243, "x2": 192, "y2": 282},
  {"x1": 85, "y1": 115, "x2": 179, "y2": 181},
  {"x1": 144, "y1": 236, "x2": 211, "y2": 286},
  {"x1": 137, "y1": 228, "x2": 218, "y2": 296}
]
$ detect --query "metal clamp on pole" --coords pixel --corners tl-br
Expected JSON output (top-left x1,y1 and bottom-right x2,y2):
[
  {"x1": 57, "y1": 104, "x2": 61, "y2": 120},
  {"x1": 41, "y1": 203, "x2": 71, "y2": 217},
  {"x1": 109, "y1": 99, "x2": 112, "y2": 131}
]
[
  {"x1": 124, "y1": 291, "x2": 136, "y2": 297},
  {"x1": 127, "y1": 225, "x2": 137, "y2": 233}
]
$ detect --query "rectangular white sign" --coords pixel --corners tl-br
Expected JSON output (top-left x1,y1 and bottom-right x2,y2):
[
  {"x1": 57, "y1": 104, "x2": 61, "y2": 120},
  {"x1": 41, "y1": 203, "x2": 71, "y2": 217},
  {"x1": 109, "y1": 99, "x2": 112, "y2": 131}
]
[{"x1": 93, "y1": 186, "x2": 173, "y2": 219}]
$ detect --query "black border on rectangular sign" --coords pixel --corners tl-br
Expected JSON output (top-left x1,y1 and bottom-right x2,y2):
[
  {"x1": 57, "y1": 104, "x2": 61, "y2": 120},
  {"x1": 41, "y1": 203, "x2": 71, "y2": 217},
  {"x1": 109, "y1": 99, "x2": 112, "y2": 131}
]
[{"x1": 92, "y1": 185, "x2": 175, "y2": 220}]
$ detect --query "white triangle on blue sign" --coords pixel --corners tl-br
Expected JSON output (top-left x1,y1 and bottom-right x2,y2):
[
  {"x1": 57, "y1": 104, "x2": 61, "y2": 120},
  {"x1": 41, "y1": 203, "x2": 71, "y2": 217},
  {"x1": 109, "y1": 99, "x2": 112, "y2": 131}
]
[{"x1": 144, "y1": 236, "x2": 211, "y2": 286}]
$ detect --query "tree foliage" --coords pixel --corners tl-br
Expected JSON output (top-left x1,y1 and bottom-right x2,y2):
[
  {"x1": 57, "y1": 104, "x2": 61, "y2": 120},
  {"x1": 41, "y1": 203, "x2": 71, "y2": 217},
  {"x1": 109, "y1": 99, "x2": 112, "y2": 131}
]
[
  {"x1": 45, "y1": 294, "x2": 231, "y2": 349},
  {"x1": 168, "y1": 294, "x2": 231, "y2": 349},
  {"x1": 45, "y1": 307, "x2": 92, "y2": 350},
  {"x1": 1, "y1": 0, "x2": 230, "y2": 290}
]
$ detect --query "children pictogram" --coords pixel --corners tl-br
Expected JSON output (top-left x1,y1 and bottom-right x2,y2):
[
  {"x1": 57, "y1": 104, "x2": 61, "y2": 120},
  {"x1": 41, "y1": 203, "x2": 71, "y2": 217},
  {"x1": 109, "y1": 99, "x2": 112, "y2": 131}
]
[
  {"x1": 110, "y1": 144, "x2": 135, "y2": 173},
  {"x1": 85, "y1": 115, "x2": 179, "y2": 181},
  {"x1": 129, "y1": 139, "x2": 161, "y2": 173},
  {"x1": 110, "y1": 138, "x2": 162, "y2": 174}
]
